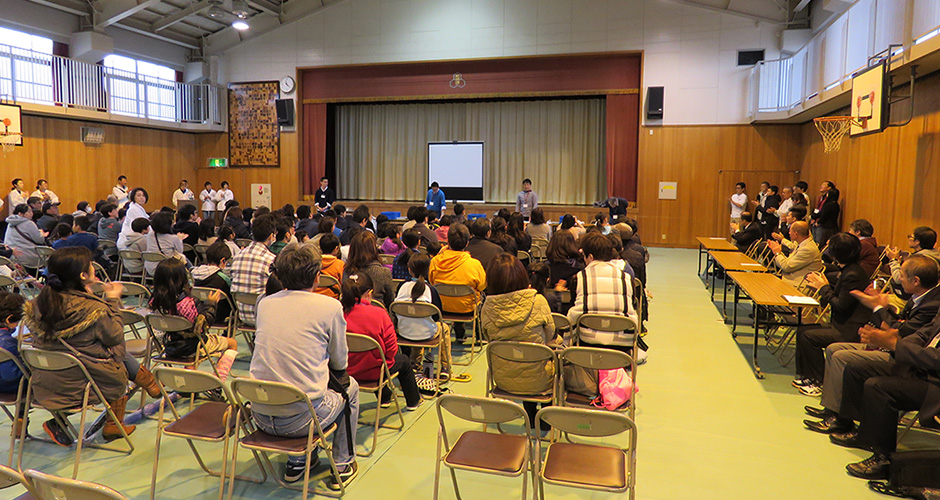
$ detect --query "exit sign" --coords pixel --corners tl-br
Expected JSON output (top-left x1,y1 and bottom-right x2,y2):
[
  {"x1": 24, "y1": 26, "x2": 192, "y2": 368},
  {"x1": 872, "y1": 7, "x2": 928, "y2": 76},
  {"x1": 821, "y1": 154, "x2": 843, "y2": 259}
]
[{"x1": 208, "y1": 158, "x2": 228, "y2": 168}]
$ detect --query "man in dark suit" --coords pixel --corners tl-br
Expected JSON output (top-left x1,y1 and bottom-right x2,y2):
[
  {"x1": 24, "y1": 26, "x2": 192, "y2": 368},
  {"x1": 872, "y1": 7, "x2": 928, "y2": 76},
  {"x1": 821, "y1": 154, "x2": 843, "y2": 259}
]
[
  {"x1": 827, "y1": 290, "x2": 940, "y2": 479},
  {"x1": 466, "y1": 218, "x2": 504, "y2": 271},
  {"x1": 730, "y1": 211, "x2": 761, "y2": 252},
  {"x1": 753, "y1": 184, "x2": 781, "y2": 239},
  {"x1": 804, "y1": 255, "x2": 940, "y2": 430}
]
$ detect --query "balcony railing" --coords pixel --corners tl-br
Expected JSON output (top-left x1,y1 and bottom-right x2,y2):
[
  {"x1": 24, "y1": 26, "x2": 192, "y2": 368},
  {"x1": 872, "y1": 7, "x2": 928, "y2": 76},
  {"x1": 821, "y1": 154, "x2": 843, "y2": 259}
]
[{"x1": 0, "y1": 43, "x2": 223, "y2": 126}]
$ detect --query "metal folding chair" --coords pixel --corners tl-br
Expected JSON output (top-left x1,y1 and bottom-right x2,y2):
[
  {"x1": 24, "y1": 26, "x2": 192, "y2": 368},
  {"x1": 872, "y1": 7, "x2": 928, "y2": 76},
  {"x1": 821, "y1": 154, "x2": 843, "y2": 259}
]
[
  {"x1": 534, "y1": 406, "x2": 637, "y2": 500},
  {"x1": 141, "y1": 252, "x2": 172, "y2": 280},
  {"x1": 26, "y1": 468, "x2": 128, "y2": 500},
  {"x1": 192, "y1": 287, "x2": 236, "y2": 337},
  {"x1": 18, "y1": 348, "x2": 135, "y2": 479},
  {"x1": 434, "y1": 283, "x2": 483, "y2": 365},
  {"x1": 531, "y1": 238, "x2": 549, "y2": 261},
  {"x1": 0, "y1": 347, "x2": 28, "y2": 467},
  {"x1": 228, "y1": 378, "x2": 347, "y2": 500},
  {"x1": 33, "y1": 247, "x2": 55, "y2": 279},
  {"x1": 378, "y1": 254, "x2": 395, "y2": 266},
  {"x1": 194, "y1": 244, "x2": 210, "y2": 265},
  {"x1": 389, "y1": 301, "x2": 446, "y2": 396},
  {"x1": 559, "y1": 345, "x2": 637, "y2": 419},
  {"x1": 232, "y1": 292, "x2": 260, "y2": 352},
  {"x1": 145, "y1": 314, "x2": 220, "y2": 377},
  {"x1": 0, "y1": 463, "x2": 35, "y2": 499},
  {"x1": 345, "y1": 333, "x2": 404, "y2": 457},
  {"x1": 117, "y1": 250, "x2": 145, "y2": 284},
  {"x1": 485, "y1": 341, "x2": 556, "y2": 431},
  {"x1": 517, "y1": 250, "x2": 531, "y2": 263},
  {"x1": 114, "y1": 281, "x2": 151, "y2": 309},
  {"x1": 0, "y1": 257, "x2": 40, "y2": 297},
  {"x1": 433, "y1": 394, "x2": 531, "y2": 500},
  {"x1": 150, "y1": 367, "x2": 265, "y2": 500},
  {"x1": 551, "y1": 313, "x2": 571, "y2": 343},
  {"x1": 316, "y1": 274, "x2": 340, "y2": 298},
  {"x1": 234, "y1": 239, "x2": 252, "y2": 249},
  {"x1": 91, "y1": 262, "x2": 110, "y2": 283}
]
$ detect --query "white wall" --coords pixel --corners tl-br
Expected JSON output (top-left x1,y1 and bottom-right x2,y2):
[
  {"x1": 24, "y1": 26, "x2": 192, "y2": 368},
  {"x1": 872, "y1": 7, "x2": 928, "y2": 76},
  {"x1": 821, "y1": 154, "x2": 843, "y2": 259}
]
[{"x1": 221, "y1": 0, "x2": 782, "y2": 125}]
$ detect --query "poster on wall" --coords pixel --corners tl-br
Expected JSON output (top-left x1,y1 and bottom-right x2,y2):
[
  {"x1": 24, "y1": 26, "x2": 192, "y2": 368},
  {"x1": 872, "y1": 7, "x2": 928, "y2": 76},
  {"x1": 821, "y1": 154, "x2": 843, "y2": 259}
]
[
  {"x1": 251, "y1": 183, "x2": 272, "y2": 208},
  {"x1": 228, "y1": 81, "x2": 279, "y2": 167}
]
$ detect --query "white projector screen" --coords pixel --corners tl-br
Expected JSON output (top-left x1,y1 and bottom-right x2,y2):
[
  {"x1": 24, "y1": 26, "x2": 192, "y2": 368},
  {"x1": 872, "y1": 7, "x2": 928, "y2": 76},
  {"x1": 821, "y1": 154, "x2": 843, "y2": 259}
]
[{"x1": 428, "y1": 142, "x2": 484, "y2": 202}]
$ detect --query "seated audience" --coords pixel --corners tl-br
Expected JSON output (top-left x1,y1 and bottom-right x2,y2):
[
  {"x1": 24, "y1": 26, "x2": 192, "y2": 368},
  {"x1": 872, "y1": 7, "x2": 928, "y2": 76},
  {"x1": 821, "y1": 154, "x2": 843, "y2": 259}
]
[
  {"x1": 295, "y1": 229, "x2": 309, "y2": 244},
  {"x1": 230, "y1": 214, "x2": 277, "y2": 324},
  {"x1": 343, "y1": 231, "x2": 395, "y2": 308},
  {"x1": 150, "y1": 258, "x2": 237, "y2": 359},
  {"x1": 772, "y1": 206, "x2": 808, "y2": 254},
  {"x1": 217, "y1": 225, "x2": 241, "y2": 261},
  {"x1": 307, "y1": 216, "x2": 336, "y2": 250},
  {"x1": 118, "y1": 218, "x2": 150, "y2": 274},
  {"x1": 767, "y1": 221, "x2": 823, "y2": 286},
  {"x1": 466, "y1": 218, "x2": 504, "y2": 271},
  {"x1": 197, "y1": 218, "x2": 218, "y2": 246},
  {"x1": 434, "y1": 216, "x2": 452, "y2": 244},
  {"x1": 316, "y1": 233, "x2": 344, "y2": 299},
  {"x1": 593, "y1": 212, "x2": 611, "y2": 235},
  {"x1": 508, "y1": 213, "x2": 531, "y2": 252},
  {"x1": 606, "y1": 233, "x2": 636, "y2": 280},
  {"x1": 452, "y1": 203, "x2": 466, "y2": 225},
  {"x1": 65, "y1": 216, "x2": 99, "y2": 253},
  {"x1": 480, "y1": 253, "x2": 556, "y2": 426},
  {"x1": 50, "y1": 223, "x2": 73, "y2": 250},
  {"x1": 173, "y1": 204, "x2": 201, "y2": 248},
  {"x1": 223, "y1": 207, "x2": 251, "y2": 240},
  {"x1": 117, "y1": 187, "x2": 149, "y2": 249},
  {"x1": 546, "y1": 230, "x2": 584, "y2": 309},
  {"x1": 144, "y1": 211, "x2": 187, "y2": 276},
  {"x1": 269, "y1": 217, "x2": 293, "y2": 255},
  {"x1": 489, "y1": 217, "x2": 517, "y2": 254},
  {"x1": 295, "y1": 205, "x2": 318, "y2": 237},
  {"x1": 559, "y1": 214, "x2": 584, "y2": 237},
  {"x1": 339, "y1": 205, "x2": 370, "y2": 246},
  {"x1": 613, "y1": 223, "x2": 646, "y2": 287},
  {"x1": 378, "y1": 222, "x2": 406, "y2": 264},
  {"x1": 341, "y1": 272, "x2": 421, "y2": 410},
  {"x1": 0, "y1": 291, "x2": 25, "y2": 395},
  {"x1": 846, "y1": 219, "x2": 879, "y2": 277},
  {"x1": 391, "y1": 229, "x2": 420, "y2": 280},
  {"x1": 793, "y1": 233, "x2": 871, "y2": 395},
  {"x1": 887, "y1": 226, "x2": 940, "y2": 285},
  {"x1": 731, "y1": 211, "x2": 761, "y2": 251},
  {"x1": 429, "y1": 224, "x2": 486, "y2": 342},
  {"x1": 410, "y1": 207, "x2": 439, "y2": 245},
  {"x1": 529, "y1": 261, "x2": 562, "y2": 314},
  {"x1": 394, "y1": 253, "x2": 451, "y2": 379},
  {"x1": 36, "y1": 202, "x2": 60, "y2": 233},
  {"x1": 249, "y1": 244, "x2": 359, "y2": 487},
  {"x1": 192, "y1": 241, "x2": 234, "y2": 323},
  {"x1": 525, "y1": 208, "x2": 552, "y2": 242},
  {"x1": 567, "y1": 232, "x2": 639, "y2": 352},
  {"x1": 4, "y1": 204, "x2": 48, "y2": 274},
  {"x1": 803, "y1": 255, "x2": 940, "y2": 434}
]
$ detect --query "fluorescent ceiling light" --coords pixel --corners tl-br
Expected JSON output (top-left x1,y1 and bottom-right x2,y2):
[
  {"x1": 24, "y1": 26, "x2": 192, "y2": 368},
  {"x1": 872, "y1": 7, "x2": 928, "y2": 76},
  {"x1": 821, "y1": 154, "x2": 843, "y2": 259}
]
[{"x1": 232, "y1": 20, "x2": 250, "y2": 30}]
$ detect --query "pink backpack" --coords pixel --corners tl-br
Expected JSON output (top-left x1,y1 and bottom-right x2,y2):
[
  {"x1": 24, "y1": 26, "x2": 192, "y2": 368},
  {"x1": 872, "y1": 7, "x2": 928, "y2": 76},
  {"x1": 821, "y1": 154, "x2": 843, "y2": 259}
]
[{"x1": 593, "y1": 368, "x2": 637, "y2": 411}]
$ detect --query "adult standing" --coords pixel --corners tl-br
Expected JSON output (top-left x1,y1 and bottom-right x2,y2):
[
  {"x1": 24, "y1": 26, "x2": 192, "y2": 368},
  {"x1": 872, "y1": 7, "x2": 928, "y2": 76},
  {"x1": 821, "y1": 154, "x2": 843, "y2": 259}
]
[
  {"x1": 199, "y1": 182, "x2": 217, "y2": 221},
  {"x1": 776, "y1": 186, "x2": 794, "y2": 228},
  {"x1": 112, "y1": 175, "x2": 130, "y2": 209},
  {"x1": 215, "y1": 181, "x2": 235, "y2": 222},
  {"x1": 753, "y1": 184, "x2": 781, "y2": 239},
  {"x1": 729, "y1": 182, "x2": 747, "y2": 226},
  {"x1": 171, "y1": 180, "x2": 195, "y2": 208},
  {"x1": 8, "y1": 178, "x2": 27, "y2": 213},
  {"x1": 117, "y1": 187, "x2": 149, "y2": 248},
  {"x1": 425, "y1": 182, "x2": 445, "y2": 220},
  {"x1": 515, "y1": 178, "x2": 538, "y2": 219},
  {"x1": 31, "y1": 179, "x2": 59, "y2": 204},
  {"x1": 811, "y1": 182, "x2": 841, "y2": 247},
  {"x1": 314, "y1": 177, "x2": 336, "y2": 213}
]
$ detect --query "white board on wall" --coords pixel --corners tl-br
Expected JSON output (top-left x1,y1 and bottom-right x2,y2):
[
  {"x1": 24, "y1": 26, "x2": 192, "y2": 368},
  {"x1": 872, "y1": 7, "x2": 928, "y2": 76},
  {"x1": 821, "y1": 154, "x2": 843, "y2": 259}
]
[
  {"x1": 251, "y1": 183, "x2": 272, "y2": 208},
  {"x1": 658, "y1": 182, "x2": 677, "y2": 200}
]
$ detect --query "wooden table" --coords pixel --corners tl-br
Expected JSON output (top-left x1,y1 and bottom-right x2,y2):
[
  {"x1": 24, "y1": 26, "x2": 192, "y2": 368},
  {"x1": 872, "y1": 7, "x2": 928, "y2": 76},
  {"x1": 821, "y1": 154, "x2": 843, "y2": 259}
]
[
  {"x1": 708, "y1": 251, "x2": 766, "y2": 313},
  {"x1": 696, "y1": 237, "x2": 739, "y2": 275},
  {"x1": 726, "y1": 271, "x2": 817, "y2": 379}
]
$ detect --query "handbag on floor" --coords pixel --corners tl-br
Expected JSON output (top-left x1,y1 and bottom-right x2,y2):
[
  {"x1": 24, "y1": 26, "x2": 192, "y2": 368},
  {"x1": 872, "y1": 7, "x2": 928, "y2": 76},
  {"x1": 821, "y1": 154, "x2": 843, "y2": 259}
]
[{"x1": 868, "y1": 450, "x2": 940, "y2": 499}]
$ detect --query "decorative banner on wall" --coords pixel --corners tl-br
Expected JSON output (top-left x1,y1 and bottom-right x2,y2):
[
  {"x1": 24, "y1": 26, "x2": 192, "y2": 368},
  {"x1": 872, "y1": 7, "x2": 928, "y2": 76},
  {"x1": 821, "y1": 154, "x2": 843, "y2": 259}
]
[
  {"x1": 251, "y1": 183, "x2": 272, "y2": 208},
  {"x1": 228, "y1": 81, "x2": 280, "y2": 167}
]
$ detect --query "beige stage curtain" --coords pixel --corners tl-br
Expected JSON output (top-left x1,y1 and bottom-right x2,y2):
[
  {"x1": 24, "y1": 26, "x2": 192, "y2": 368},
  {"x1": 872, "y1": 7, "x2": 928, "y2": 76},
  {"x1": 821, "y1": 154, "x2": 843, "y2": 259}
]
[{"x1": 335, "y1": 98, "x2": 606, "y2": 204}]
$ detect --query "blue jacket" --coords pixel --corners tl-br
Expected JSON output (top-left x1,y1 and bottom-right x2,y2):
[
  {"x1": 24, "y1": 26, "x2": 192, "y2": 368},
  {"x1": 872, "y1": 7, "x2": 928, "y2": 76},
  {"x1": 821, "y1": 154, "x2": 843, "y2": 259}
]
[
  {"x1": 0, "y1": 327, "x2": 23, "y2": 393},
  {"x1": 426, "y1": 189, "x2": 446, "y2": 212}
]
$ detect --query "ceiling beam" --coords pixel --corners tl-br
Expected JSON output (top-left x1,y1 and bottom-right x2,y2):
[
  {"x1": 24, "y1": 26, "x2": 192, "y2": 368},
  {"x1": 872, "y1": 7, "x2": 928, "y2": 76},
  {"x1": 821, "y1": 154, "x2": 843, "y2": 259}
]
[
  {"x1": 95, "y1": 0, "x2": 166, "y2": 28},
  {"x1": 204, "y1": 0, "x2": 347, "y2": 55},
  {"x1": 247, "y1": 0, "x2": 279, "y2": 17},
  {"x1": 24, "y1": 0, "x2": 90, "y2": 16},
  {"x1": 663, "y1": 0, "x2": 787, "y2": 24},
  {"x1": 113, "y1": 17, "x2": 201, "y2": 48},
  {"x1": 151, "y1": 0, "x2": 212, "y2": 31}
]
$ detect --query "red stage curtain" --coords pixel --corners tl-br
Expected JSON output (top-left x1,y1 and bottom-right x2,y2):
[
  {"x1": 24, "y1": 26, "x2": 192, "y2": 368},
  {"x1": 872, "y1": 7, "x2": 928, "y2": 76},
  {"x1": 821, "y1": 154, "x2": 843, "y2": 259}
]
[
  {"x1": 302, "y1": 103, "x2": 327, "y2": 197},
  {"x1": 606, "y1": 94, "x2": 639, "y2": 200}
]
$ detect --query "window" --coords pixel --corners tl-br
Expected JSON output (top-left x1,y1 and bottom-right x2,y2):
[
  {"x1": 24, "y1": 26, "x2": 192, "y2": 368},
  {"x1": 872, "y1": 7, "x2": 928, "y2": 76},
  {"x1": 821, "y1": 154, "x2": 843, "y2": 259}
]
[
  {"x1": 0, "y1": 26, "x2": 54, "y2": 104},
  {"x1": 104, "y1": 54, "x2": 178, "y2": 121}
]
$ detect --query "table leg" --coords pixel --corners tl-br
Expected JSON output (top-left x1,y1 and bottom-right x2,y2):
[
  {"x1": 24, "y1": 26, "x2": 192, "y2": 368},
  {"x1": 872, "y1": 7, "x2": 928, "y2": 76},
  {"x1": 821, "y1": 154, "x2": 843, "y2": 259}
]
[
  {"x1": 711, "y1": 265, "x2": 717, "y2": 300},
  {"x1": 753, "y1": 304, "x2": 764, "y2": 379},
  {"x1": 722, "y1": 273, "x2": 729, "y2": 314},
  {"x1": 732, "y1": 282, "x2": 739, "y2": 335},
  {"x1": 698, "y1": 244, "x2": 703, "y2": 275}
]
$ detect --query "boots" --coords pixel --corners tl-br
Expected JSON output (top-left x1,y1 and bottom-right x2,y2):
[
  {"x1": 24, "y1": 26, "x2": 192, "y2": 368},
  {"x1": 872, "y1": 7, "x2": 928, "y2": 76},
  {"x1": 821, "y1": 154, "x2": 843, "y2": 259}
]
[
  {"x1": 134, "y1": 366, "x2": 162, "y2": 398},
  {"x1": 102, "y1": 396, "x2": 135, "y2": 442}
]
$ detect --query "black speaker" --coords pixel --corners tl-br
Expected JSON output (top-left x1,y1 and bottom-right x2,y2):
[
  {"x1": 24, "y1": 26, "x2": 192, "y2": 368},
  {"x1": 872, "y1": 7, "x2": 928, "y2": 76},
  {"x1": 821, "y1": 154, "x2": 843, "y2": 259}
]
[
  {"x1": 275, "y1": 99, "x2": 294, "y2": 127},
  {"x1": 646, "y1": 87, "x2": 664, "y2": 120}
]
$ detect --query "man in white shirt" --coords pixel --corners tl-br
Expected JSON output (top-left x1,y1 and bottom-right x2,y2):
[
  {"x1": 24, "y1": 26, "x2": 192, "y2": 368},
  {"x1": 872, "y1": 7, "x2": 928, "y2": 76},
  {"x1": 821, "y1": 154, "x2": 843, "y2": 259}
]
[
  {"x1": 214, "y1": 181, "x2": 235, "y2": 222},
  {"x1": 199, "y1": 181, "x2": 217, "y2": 221},
  {"x1": 31, "y1": 179, "x2": 59, "y2": 204},
  {"x1": 729, "y1": 182, "x2": 748, "y2": 226},
  {"x1": 113, "y1": 175, "x2": 130, "y2": 208},
  {"x1": 776, "y1": 186, "x2": 794, "y2": 228},
  {"x1": 171, "y1": 179, "x2": 195, "y2": 208}
]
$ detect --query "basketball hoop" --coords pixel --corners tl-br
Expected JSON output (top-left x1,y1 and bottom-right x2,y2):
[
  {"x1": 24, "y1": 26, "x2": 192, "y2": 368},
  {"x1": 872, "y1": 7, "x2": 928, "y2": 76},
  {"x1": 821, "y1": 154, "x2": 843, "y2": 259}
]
[
  {"x1": 813, "y1": 116, "x2": 858, "y2": 154},
  {"x1": 0, "y1": 132, "x2": 21, "y2": 155}
]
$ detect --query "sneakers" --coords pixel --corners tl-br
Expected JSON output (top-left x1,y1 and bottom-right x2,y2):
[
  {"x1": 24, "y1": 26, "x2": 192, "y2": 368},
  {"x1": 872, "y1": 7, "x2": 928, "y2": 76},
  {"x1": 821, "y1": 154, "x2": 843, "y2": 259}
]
[
  {"x1": 792, "y1": 377, "x2": 815, "y2": 388},
  {"x1": 415, "y1": 374, "x2": 438, "y2": 395},
  {"x1": 327, "y1": 462, "x2": 358, "y2": 491},
  {"x1": 379, "y1": 399, "x2": 393, "y2": 409},
  {"x1": 634, "y1": 348, "x2": 648, "y2": 365},
  {"x1": 43, "y1": 418, "x2": 73, "y2": 447},
  {"x1": 405, "y1": 399, "x2": 424, "y2": 411},
  {"x1": 284, "y1": 456, "x2": 320, "y2": 483},
  {"x1": 798, "y1": 383, "x2": 823, "y2": 397}
]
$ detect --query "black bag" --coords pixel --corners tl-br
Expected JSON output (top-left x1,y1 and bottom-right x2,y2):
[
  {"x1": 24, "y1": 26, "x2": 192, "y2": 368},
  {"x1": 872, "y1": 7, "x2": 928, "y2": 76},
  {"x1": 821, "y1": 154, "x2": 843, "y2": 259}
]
[
  {"x1": 328, "y1": 368, "x2": 354, "y2": 456},
  {"x1": 868, "y1": 450, "x2": 940, "y2": 499}
]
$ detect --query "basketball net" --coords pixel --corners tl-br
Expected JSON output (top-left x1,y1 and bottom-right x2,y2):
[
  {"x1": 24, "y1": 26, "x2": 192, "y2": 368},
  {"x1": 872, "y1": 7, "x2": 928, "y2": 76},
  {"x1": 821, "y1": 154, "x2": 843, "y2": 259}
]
[
  {"x1": 813, "y1": 116, "x2": 859, "y2": 154},
  {"x1": 0, "y1": 132, "x2": 21, "y2": 155}
]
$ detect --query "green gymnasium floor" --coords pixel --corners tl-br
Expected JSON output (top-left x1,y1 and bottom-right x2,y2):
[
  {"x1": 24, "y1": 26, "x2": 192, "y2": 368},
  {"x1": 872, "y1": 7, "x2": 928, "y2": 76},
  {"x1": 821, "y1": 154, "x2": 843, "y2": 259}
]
[{"x1": 4, "y1": 247, "x2": 934, "y2": 499}]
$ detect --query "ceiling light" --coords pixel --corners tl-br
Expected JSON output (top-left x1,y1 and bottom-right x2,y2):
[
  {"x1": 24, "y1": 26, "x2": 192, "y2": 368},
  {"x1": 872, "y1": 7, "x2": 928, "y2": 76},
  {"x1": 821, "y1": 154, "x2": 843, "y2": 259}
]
[
  {"x1": 232, "y1": 20, "x2": 249, "y2": 30},
  {"x1": 232, "y1": 0, "x2": 250, "y2": 19},
  {"x1": 207, "y1": 0, "x2": 225, "y2": 19}
]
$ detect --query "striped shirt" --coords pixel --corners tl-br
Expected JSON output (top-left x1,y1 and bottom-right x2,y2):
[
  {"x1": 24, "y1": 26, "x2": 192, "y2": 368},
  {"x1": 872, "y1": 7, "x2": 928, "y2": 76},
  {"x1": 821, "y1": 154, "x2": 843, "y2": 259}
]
[{"x1": 230, "y1": 241, "x2": 275, "y2": 325}]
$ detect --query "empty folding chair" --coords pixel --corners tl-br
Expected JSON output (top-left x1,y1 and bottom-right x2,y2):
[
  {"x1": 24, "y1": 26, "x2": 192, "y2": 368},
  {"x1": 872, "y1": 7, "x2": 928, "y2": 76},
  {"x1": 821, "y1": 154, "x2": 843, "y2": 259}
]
[
  {"x1": 559, "y1": 345, "x2": 637, "y2": 419},
  {"x1": 26, "y1": 468, "x2": 128, "y2": 500},
  {"x1": 534, "y1": 406, "x2": 637, "y2": 500},
  {"x1": 531, "y1": 238, "x2": 549, "y2": 261},
  {"x1": 0, "y1": 347, "x2": 28, "y2": 466},
  {"x1": 345, "y1": 333, "x2": 404, "y2": 457},
  {"x1": 389, "y1": 301, "x2": 446, "y2": 396},
  {"x1": 0, "y1": 463, "x2": 35, "y2": 499},
  {"x1": 117, "y1": 250, "x2": 145, "y2": 284},
  {"x1": 433, "y1": 394, "x2": 531, "y2": 500},
  {"x1": 114, "y1": 281, "x2": 151, "y2": 309},
  {"x1": 18, "y1": 348, "x2": 134, "y2": 479},
  {"x1": 150, "y1": 367, "x2": 265, "y2": 500},
  {"x1": 434, "y1": 283, "x2": 483, "y2": 365},
  {"x1": 229, "y1": 378, "x2": 349, "y2": 499}
]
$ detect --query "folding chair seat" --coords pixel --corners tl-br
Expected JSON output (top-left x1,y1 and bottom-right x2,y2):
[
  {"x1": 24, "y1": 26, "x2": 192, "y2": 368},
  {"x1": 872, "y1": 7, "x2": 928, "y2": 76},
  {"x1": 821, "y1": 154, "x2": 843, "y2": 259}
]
[
  {"x1": 150, "y1": 367, "x2": 265, "y2": 500},
  {"x1": 433, "y1": 394, "x2": 531, "y2": 500},
  {"x1": 535, "y1": 406, "x2": 637, "y2": 500},
  {"x1": 117, "y1": 250, "x2": 145, "y2": 284},
  {"x1": 18, "y1": 348, "x2": 134, "y2": 479},
  {"x1": 389, "y1": 301, "x2": 446, "y2": 396},
  {"x1": 0, "y1": 347, "x2": 29, "y2": 466},
  {"x1": 232, "y1": 292, "x2": 260, "y2": 351},
  {"x1": 559, "y1": 344, "x2": 637, "y2": 419},
  {"x1": 345, "y1": 333, "x2": 404, "y2": 457},
  {"x1": 434, "y1": 283, "x2": 483, "y2": 365},
  {"x1": 229, "y1": 378, "x2": 348, "y2": 499},
  {"x1": 0, "y1": 464, "x2": 36, "y2": 499},
  {"x1": 26, "y1": 468, "x2": 128, "y2": 500}
]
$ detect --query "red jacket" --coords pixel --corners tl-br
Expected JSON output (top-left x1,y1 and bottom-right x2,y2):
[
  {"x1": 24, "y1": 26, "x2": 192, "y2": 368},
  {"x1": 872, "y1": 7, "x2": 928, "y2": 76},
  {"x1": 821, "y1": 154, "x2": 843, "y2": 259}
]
[{"x1": 344, "y1": 302, "x2": 398, "y2": 382}]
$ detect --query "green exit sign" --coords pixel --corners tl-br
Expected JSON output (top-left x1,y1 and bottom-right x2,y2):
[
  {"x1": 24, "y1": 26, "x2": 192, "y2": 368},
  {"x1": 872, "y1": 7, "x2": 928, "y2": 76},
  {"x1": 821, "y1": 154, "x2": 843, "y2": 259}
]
[{"x1": 208, "y1": 158, "x2": 228, "y2": 168}]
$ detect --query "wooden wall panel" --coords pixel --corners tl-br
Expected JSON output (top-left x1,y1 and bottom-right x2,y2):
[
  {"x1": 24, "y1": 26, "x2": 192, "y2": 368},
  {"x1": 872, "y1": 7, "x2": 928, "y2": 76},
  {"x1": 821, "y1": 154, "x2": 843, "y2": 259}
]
[{"x1": 637, "y1": 124, "x2": 802, "y2": 248}]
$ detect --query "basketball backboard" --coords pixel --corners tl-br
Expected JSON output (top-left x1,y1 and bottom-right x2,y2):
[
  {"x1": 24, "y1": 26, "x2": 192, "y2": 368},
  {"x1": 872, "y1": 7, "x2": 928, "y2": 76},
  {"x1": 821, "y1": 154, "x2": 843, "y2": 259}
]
[
  {"x1": 0, "y1": 102, "x2": 23, "y2": 145},
  {"x1": 850, "y1": 62, "x2": 886, "y2": 136}
]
